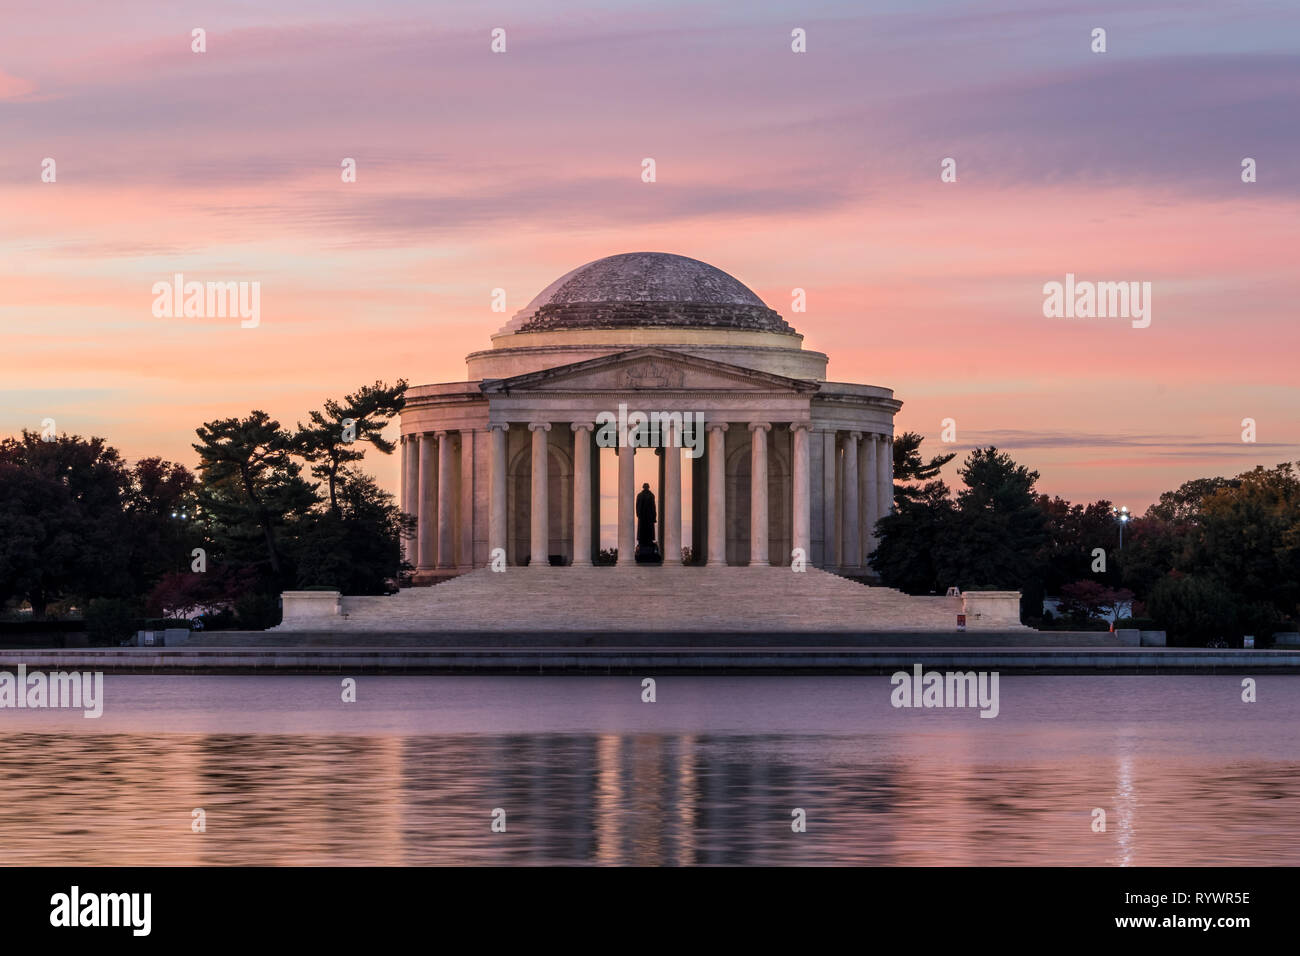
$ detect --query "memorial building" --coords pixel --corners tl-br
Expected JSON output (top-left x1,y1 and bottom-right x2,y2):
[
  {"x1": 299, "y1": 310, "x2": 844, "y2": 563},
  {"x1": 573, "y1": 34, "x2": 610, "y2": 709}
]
[{"x1": 398, "y1": 252, "x2": 899, "y2": 580}]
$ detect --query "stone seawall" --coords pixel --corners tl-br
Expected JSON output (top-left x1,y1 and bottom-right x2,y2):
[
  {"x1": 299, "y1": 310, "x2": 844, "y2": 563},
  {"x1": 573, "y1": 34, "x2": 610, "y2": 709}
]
[{"x1": 1, "y1": 646, "x2": 1296, "y2": 675}]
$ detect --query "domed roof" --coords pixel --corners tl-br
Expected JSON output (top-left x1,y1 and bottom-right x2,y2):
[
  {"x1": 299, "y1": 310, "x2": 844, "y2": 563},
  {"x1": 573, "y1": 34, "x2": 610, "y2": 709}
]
[{"x1": 497, "y1": 252, "x2": 796, "y2": 336}]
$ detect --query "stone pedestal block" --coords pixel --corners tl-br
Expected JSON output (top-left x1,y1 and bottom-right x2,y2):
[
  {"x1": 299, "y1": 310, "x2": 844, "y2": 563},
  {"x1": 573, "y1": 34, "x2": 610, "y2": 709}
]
[
  {"x1": 961, "y1": 591, "x2": 1022, "y2": 628},
  {"x1": 281, "y1": 590, "x2": 341, "y2": 623}
]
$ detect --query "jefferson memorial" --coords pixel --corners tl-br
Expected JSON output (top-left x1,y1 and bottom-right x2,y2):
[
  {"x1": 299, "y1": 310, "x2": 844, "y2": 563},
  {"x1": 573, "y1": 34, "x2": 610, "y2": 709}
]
[{"x1": 397, "y1": 252, "x2": 898, "y2": 580}]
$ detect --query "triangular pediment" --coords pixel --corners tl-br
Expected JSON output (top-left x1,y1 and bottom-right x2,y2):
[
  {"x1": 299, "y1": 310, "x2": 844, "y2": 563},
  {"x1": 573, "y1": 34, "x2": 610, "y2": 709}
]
[{"x1": 480, "y1": 348, "x2": 819, "y2": 395}]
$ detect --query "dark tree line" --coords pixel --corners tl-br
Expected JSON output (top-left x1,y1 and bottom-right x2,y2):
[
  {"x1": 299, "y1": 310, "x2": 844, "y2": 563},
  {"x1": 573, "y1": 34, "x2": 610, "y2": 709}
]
[
  {"x1": 875, "y1": 438, "x2": 1300, "y2": 645},
  {"x1": 0, "y1": 380, "x2": 408, "y2": 634},
  {"x1": 5, "y1": 414, "x2": 1296, "y2": 646}
]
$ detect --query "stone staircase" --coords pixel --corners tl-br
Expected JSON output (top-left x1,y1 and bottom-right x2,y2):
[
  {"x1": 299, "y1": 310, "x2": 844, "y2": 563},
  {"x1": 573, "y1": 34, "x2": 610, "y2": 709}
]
[{"x1": 269, "y1": 565, "x2": 973, "y2": 634}]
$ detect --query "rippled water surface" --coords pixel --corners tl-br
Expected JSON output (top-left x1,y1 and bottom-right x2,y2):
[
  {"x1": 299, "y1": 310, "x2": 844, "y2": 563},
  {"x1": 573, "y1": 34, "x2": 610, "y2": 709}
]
[{"x1": 2, "y1": 675, "x2": 1298, "y2": 865}]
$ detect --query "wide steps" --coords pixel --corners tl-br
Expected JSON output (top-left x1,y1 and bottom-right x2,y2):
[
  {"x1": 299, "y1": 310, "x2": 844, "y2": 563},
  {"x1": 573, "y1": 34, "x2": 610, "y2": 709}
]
[{"x1": 268, "y1": 566, "x2": 986, "y2": 633}]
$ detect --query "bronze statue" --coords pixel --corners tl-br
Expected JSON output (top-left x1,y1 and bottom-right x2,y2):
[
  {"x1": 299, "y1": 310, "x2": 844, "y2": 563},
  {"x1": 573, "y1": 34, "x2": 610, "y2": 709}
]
[{"x1": 636, "y1": 483, "x2": 656, "y2": 547}]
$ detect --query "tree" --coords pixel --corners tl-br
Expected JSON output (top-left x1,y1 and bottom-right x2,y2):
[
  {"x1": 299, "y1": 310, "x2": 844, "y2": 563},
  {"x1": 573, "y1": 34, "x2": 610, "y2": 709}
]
[
  {"x1": 1194, "y1": 463, "x2": 1300, "y2": 623},
  {"x1": 0, "y1": 431, "x2": 129, "y2": 618},
  {"x1": 892, "y1": 432, "x2": 956, "y2": 505},
  {"x1": 1115, "y1": 514, "x2": 1186, "y2": 603},
  {"x1": 952, "y1": 448, "x2": 1050, "y2": 612},
  {"x1": 872, "y1": 447, "x2": 1050, "y2": 616},
  {"x1": 1147, "y1": 573, "x2": 1239, "y2": 646},
  {"x1": 295, "y1": 380, "x2": 406, "y2": 516},
  {"x1": 192, "y1": 411, "x2": 317, "y2": 581},
  {"x1": 1038, "y1": 496, "x2": 1117, "y2": 594},
  {"x1": 120, "y1": 457, "x2": 201, "y2": 599},
  {"x1": 1118, "y1": 463, "x2": 1300, "y2": 634},
  {"x1": 291, "y1": 473, "x2": 404, "y2": 594},
  {"x1": 1147, "y1": 476, "x2": 1238, "y2": 522},
  {"x1": 870, "y1": 479, "x2": 956, "y2": 594},
  {"x1": 1058, "y1": 579, "x2": 1134, "y2": 623},
  {"x1": 146, "y1": 564, "x2": 255, "y2": 619}
]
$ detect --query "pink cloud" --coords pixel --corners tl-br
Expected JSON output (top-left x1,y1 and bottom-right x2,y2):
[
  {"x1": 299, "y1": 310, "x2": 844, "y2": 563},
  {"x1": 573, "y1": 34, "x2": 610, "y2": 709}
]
[{"x1": 0, "y1": 68, "x2": 36, "y2": 99}]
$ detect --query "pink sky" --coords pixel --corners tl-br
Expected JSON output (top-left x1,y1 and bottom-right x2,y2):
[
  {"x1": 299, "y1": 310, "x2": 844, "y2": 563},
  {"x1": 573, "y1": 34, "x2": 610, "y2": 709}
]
[{"x1": 2, "y1": 0, "x2": 1297, "y2": 512}]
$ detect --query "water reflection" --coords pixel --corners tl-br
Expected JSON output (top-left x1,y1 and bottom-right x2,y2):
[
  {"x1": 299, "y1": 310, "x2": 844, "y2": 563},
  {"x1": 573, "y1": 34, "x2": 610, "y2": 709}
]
[
  {"x1": 2, "y1": 727, "x2": 1299, "y2": 865},
  {"x1": 3, "y1": 675, "x2": 1300, "y2": 865}
]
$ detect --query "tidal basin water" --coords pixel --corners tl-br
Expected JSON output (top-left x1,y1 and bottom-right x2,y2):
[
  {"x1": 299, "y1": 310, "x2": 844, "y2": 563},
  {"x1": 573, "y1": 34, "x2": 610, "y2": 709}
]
[{"x1": 1, "y1": 675, "x2": 1297, "y2": 866}]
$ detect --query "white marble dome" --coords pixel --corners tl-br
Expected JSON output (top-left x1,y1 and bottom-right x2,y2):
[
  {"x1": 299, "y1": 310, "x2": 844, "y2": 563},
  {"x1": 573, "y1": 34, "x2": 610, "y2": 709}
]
[
  {"x1": 472, "y1": 252, "x2": 822, "y2": 381},
  {"x1": 496, "y1": 252, "x2": 794, "y2": 335}
]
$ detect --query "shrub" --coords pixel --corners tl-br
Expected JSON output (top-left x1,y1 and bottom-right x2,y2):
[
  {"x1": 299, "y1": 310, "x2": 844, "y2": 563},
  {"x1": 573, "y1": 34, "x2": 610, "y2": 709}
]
[
  {"x1": 234, "y1": 592, "x2": 281, "y2": 630},
  {"x1": 83, "y1": 597, "x2": 141, "y2": 646},
  {"x1": 1115, "y1": 617, "x2": 1160, "y2": 630},
  {"x1": 1147, "y1": 574, "x2": 1238, "y2": 646}
]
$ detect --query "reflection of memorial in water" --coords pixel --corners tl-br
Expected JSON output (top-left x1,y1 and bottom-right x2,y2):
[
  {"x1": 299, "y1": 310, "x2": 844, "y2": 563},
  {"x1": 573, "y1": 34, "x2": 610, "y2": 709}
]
[
  {"x1": 5, "y1": 673, "x2": 1300, "y2": 865},
  {"x1": 192, "y1": 734, "x2": 405, "y2": 865}
]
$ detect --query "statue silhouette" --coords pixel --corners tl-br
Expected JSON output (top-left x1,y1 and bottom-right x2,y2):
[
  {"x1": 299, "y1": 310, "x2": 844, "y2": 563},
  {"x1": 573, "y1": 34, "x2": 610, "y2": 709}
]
[
  {"x1": 636, "y1": 483, "x2": 656, "y2": 546},
  {"x1": 635, "y1": 483, "x2": 660, "y2": 562}
]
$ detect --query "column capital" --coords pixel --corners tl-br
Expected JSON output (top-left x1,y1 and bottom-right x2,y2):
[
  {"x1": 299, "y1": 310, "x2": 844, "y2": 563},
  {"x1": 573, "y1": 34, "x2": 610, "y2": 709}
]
[
  {"x1": 791, "y1": 422, "x2": 814, "y2": 433},
  {"x1": 487, "y1": 422, "x2": 510, "y2": 433},
  {"x1": 748, "y1": 421, "x2": 772, "y2": 434},
  {"x1": 847, "y1": 431, "x2": 863, "y2": 442},
  {"x1": 434, "y1": 429, "x2": 452, "y2": 439},
  {"x1": 707, "y1": 422, "x2": 729, "y2": 433},
  {"x1": 528, "y1": 421, "x2": 551, "y2": 433},
  {"x1": 570, "y1": 422, "x2": 594, "y2": 434}
]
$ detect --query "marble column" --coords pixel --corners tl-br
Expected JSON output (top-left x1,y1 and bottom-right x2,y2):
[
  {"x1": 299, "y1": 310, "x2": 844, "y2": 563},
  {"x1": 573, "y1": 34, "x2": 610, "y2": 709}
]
[
  {"x1": 617, "y1": 441, "x2": 636, "y2": 565},
  {"x1": 402, "y1": 435, "x2": 420, "y2": 567},
  {"x1": 691, "y1": 448, "x2": 707, "y2": 564},
  {"x1": 488, "y1": 424, "x2": 508, "y2": 564},
  {"x1": 528, "y1": 422, "x2": 550, "y2": 566},
  {"x1": 878, "y1": 434, "x2": 893, "y2": 522},
  {"x1": 459, "y1": 431, "x2": 474, "y2": 568},
  {"x1": 749, "y1": 422, "x2": 771, "y2": 566},
  {"x1": 863, "y1": 433, "x2": 880, "y2": 561},
  {"x1": 436, "y1": 431, "x2": 455, "y2": 569},
  {"x1": 662, "y1": 421, "x2": 681, "y2": 564},
  {"x1": 571, "y1": 423, "x2": 593, "y2": 566},
  {"x1": 706, "y1": 423, "x2": 728, "y2": 566},
  {"x1": 792, "y1": 424, "x2": 812, "y2": 563},
  {"x1": 399, "y1": 435, "x2": 408, "y2": 556},
  {"x1": 589, "y1": 434, "x2": 602, "y2": 561},
  {"x1": 656, "y1": 448, "x2": 665, "y2": 554},
  {"x1": 417, "y1": 432, "x2": 436, "y2": 570},
  {"x1": 821, "y1": 430, "x2": 837, "y2": 568},
  {"x1": 841, "y1": 432, "x2": 861, "y2": 568}
]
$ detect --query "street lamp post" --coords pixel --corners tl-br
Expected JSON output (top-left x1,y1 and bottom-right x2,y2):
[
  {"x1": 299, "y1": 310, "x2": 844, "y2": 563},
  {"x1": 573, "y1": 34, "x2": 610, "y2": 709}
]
[{"x1": 1112, "y1": 505, "x2": 1130, "y2": 550}]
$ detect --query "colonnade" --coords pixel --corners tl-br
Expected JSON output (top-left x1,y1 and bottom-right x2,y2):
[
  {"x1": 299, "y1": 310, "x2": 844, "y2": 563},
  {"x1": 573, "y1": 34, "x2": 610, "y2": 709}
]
[{"x1": 399, "y1": 422, "x2": 892, "y2": 571}]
